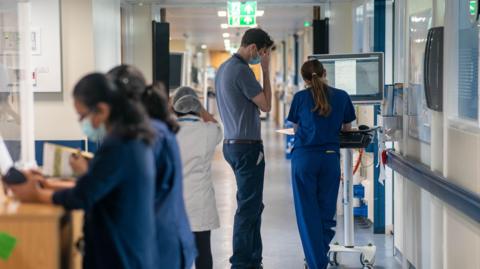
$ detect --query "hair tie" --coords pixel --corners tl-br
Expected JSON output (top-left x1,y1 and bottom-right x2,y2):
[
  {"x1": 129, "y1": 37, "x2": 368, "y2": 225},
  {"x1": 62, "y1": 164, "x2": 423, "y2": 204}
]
[
  {"x1": 121, "y1": 78, "x2": 129, "y2": 85},
  {"x1": 312, "y1": 72, "x2": 318, "y2": 77}
]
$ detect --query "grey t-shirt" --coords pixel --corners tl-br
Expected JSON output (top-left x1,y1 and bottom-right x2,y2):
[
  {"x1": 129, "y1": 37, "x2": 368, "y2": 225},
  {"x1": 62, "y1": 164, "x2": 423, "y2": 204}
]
[{"x1": 215, "y1": 54, "x2": 263, "y2": 140}]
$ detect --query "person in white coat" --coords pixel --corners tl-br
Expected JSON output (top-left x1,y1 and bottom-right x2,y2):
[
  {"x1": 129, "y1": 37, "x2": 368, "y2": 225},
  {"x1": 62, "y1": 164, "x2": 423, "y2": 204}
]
[{"x1": 172, "y1": 86, "x2": 222, "y2": 269}]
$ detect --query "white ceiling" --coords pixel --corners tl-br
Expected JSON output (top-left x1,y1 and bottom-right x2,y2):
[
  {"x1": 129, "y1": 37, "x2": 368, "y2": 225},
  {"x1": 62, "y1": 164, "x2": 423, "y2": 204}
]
[
  {"x1": 124, "y1": 0, "x2": 343, "y2": 50},
  {"x1": 166, "y1": 6, "x2": 314, "y2": 50}
]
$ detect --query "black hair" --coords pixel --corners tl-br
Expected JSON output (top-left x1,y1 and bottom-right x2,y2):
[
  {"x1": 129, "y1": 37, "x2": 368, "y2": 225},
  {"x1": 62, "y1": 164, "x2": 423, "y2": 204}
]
[
  {"x1": 240, "y1": 28, "x2": 274, "y2": 50},
  {"x1": 142, "y1": 82, "x2": 180, "y2": 134},
  {"x1": 73, "y1": 73, "x2": 154, "y2": 144},
  {"x1": 107, "y1": 64, "x2": 180, "y2": 134},
  {"x1": 106, "y1": 65, "x2": 146, "y2": 101}
]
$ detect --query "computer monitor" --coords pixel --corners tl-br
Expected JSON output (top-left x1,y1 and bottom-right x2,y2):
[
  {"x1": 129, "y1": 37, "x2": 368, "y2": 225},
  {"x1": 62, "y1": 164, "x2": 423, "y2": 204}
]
[
  {"x1": 308, "y1": 53, "x2": 384, "y2": 104},
  {"x1": 170, "y1": 52, "x2": 186, "y2": 90}
]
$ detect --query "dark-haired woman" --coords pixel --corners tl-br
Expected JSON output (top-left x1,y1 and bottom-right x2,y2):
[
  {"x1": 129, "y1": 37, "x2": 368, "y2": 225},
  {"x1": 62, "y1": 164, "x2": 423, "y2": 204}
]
[
  {"x1": 10, "y1": 73, "x2": 158, "y2": 269},
  {"x1": 107, "y1": 65, "x2": 197, "y2": 269},
  {"x1": 287, "y1": 60, "x2": 356, "y2": 269}
]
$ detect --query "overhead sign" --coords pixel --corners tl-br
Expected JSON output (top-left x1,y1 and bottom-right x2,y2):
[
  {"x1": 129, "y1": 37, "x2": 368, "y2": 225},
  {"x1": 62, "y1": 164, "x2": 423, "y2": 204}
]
[
  {"x1": 227, "y1": 1, "x2": 257, "y2": 27},
  {"x1": 470, "y1": 0, "x2": 477, "y2": 16}
]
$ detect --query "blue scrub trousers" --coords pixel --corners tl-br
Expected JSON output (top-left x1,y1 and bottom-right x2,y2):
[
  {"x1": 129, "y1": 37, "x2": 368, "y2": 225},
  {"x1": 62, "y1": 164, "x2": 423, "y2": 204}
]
[
  {"x1": 291, "y1": 148, "x2": 341, "y2": 269},
  {"x1": 223, "y1": 143, "x2": 265, "y2": 269}
]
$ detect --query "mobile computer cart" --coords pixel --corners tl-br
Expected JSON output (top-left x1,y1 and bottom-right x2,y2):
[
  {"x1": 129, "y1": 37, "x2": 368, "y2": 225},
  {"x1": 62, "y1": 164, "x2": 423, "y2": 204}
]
[{"x1": 304, "y1": 128, "x2": 378, "y2": 269}]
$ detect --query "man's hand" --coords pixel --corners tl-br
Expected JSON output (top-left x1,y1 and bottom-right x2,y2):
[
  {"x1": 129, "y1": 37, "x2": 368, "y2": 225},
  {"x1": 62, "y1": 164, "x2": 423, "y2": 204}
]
[{"x1": 260, "y1": 49, "x2": 271, "y2": 72}]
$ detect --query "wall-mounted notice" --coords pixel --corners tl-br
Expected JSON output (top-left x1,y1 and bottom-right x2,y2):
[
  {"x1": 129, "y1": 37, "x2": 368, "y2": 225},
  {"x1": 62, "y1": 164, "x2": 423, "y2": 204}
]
[{"x1": 0, "y1": 0, "x2": 61, "y2": 92}]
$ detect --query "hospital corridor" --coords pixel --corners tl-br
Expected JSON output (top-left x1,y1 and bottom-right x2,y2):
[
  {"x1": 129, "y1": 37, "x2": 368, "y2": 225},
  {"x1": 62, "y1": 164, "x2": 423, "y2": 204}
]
[{"x1": 0, "y1": 0, "x2": 479, "y2": 269}]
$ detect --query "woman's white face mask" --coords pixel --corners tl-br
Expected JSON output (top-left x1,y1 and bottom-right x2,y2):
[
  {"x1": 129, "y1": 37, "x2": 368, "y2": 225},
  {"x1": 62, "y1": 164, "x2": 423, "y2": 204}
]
[{"x1": 80, "y1": 115, "x2": 106, "y2": 142}]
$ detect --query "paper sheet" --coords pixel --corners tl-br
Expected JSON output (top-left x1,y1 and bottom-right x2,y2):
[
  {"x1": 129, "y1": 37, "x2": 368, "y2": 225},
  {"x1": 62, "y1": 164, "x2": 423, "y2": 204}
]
[
  {"x1": 42, "y1": 143, "x2": 93, "y2": 177},
  {"x1": 276, "y1": 128, "x2": 295, "y2": 135}
]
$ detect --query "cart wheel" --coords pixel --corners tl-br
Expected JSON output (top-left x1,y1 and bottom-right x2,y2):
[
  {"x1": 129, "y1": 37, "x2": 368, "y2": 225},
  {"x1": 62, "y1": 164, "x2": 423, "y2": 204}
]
[
  {"x1": 304, "y1": 258, "x2": 308, "y2": 269},
  {"x1": 360, "y1": 253, "x2": 375, "y2": 267},
  {"x1": 328, "y1": 251, "x2": 339, "y2": 266}
]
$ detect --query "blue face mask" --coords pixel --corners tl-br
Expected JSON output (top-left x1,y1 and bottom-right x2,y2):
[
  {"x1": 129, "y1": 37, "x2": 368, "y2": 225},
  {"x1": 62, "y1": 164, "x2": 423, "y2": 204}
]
[
  {"x1": 80, "y1": 117, "x2": 106, "y2": 142},
  {"x1": 248, "y1": 49, "x2": 261, "y2": 65}
]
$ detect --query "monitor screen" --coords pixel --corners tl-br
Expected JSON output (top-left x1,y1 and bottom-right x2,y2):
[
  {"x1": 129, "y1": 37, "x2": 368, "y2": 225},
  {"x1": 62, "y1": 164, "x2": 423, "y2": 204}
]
[
  {"x1": 170, "y1": 53, "x2": 184, "y2": 89},
  {"x1": 308, "y1": 53, "x2": 384, "y2": 103}
]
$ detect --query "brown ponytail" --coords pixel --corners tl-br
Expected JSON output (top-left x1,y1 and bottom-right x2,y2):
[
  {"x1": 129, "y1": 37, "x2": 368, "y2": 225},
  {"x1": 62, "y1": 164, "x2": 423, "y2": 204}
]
[{"x1": 301, "y1": 60, "x2": 331, "y2": 116}]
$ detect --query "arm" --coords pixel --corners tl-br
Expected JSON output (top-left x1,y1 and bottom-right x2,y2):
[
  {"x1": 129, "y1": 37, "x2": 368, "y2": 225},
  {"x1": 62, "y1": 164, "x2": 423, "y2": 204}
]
[
  {"x1": 342, "y1": 94, "x2": 356, "y2": 131},
  {"x1": 251, "y1": 51, "x2": 272, "y2": 112},
  {"x1": 52, "y1": 144, "x2": 125, "y2": 210}
]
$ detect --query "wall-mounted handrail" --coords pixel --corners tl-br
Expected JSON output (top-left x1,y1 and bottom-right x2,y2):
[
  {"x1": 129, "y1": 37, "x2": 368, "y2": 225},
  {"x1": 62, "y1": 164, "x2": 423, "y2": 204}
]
[{"x1": 386, "y1": 150, "x2": 480, "y2": 223}]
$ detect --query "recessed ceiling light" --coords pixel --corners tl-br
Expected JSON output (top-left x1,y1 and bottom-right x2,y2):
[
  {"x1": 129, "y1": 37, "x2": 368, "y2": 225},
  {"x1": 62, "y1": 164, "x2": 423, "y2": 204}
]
[
  {"x1": 256, "y1": 10, "x2": 264, "y2": 16},
  {"x1": 218, "y1": 11, "x2": 227, "y2": 17},
  {"x1": 222, "y1": 33, "x2": 230, "y2": 38},
  {"x1": 221, "y1": 24, "x2": 229, "y2": 29},
  {"x1": 201, "y1": 44, "x2": 207, "y2": 49}
]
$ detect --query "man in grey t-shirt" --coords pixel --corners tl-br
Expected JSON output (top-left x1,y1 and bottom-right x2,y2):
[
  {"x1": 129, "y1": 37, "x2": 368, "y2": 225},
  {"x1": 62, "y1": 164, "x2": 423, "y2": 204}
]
[{"x1": 215, "y1": 28, "x2": 273, "y2": 269}]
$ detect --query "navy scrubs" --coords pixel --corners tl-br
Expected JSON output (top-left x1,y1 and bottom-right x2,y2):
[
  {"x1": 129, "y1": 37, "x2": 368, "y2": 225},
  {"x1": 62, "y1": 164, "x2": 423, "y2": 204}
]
[
  {"x1": 150, "y1": 119, "x2": 197, "y2": 269},
  {"x1": 287, "y1": 87, "x2": 356, "y2": 269},
  {"x1": 53, "y1": 136, "x2": 157, "y2": 269}
]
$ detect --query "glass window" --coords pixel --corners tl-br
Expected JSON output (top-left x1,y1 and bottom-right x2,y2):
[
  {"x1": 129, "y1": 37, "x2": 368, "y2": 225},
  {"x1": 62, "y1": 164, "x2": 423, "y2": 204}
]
[
  {"x1": 457, "y1": 0, "x2": 479, "y2": 121},
  {"x1": 0, "y1": 1, "x2": 22, "y2": 162}
]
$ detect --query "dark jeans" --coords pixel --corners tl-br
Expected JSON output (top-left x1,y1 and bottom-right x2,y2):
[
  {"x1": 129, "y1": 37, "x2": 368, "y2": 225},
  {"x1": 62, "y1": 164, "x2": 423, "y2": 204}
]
[
  {"x1": 194, "y1": 231, "x2": 213, "y2": 269},
  {"x1": 223, "y1": 143, "x2": 265, "y2": 269}
]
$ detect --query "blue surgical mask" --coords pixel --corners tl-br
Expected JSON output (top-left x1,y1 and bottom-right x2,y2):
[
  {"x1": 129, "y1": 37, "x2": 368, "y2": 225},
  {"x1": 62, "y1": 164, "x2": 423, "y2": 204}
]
[
  {"x1": 80, "y1": 117, "x2": 106, "y2": 142},
  {"x1": 249, "y1": 54, "x2": 261, "y2": 65}
]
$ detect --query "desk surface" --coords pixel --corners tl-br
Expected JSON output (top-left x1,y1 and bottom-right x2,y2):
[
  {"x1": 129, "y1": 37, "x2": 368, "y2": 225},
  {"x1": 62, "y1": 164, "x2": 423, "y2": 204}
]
[{"x1": 0, "y1": 202, "x2": 64, "y2": 219}]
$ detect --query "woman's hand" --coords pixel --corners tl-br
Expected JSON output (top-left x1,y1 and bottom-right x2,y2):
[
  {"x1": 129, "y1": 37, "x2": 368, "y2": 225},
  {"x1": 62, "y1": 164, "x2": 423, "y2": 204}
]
[
  {"x1": 9, "y1": 169, "x2": 55, "y2": 204},
  {"x1": 40, "y1": 178, "x2": 76, "y2": 191},
  {"x1": 69, "y1": 153, "x2": 89, "y2": 176},
  {"x1": 8, "y1": 170, "x2": 44, "y2": 202}
]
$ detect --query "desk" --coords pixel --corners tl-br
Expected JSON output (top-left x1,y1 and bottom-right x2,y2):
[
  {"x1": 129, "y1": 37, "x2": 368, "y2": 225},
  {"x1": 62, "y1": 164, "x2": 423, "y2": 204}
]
[{"x1": 0, "y1": 202, "x2": 73, "y2": 269}]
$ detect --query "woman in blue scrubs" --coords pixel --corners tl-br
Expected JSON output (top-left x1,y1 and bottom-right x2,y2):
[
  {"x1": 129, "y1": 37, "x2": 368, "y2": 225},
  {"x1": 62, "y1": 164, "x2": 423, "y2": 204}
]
[
  {"x1": 287, "y1": 60, "x2": 356, "y2": 269},
  {"x1": 11, "y1": 73, "x2": 158, "y2": 268},
  {"x1": 108, "y1": 65, "x2": 197, "y2": 269}
]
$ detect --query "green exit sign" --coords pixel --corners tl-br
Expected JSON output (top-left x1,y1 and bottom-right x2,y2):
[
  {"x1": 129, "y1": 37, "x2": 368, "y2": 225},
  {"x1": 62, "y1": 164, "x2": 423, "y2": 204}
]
[
  {"x1": 470, "y1": 0, "x2": 477, "y2": 16},
  {"x1": 229, "y1": 15, "x2": 256, "y2": 27},
  {"x1": 228, "y1": 1, "x2": 257, "y2": 27}
]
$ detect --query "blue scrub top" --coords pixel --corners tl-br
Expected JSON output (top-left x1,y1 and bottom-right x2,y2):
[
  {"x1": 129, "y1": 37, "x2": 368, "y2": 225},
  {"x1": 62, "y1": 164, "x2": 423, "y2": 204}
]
[
  {"x1": 287, "y1": 87, "x2": 356, "y2": 151},
  {"x1": 53, "y1": 136, "x2": 157, "y2": 269},
  {"x1": 150, "y1": 119, "x2": 197, "y2": 269}
]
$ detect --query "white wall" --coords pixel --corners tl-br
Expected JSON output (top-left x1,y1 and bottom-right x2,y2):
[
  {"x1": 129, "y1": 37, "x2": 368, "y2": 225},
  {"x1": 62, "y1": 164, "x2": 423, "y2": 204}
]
[
  {"x1": 130, "y1": 5, "x2": 152, "y2": 83},
  {"x1": 30, "y1": 0, "x2": 62, "y2": 92},
  {"x1": 393, "y1": 0, "x2": 480, "y2": 269},
  {"x1": 92, "y1": 0, "x2": 121, "y2": 72},
  {"x1": 34, "y1": 0, "x2": 96, "y2": 140},
  {"x1": 329, "y1": 1, "x2": 354, "y2": 54},
  {"x1": 34, "y1": 0, "x2": 124, "y2": 140}
]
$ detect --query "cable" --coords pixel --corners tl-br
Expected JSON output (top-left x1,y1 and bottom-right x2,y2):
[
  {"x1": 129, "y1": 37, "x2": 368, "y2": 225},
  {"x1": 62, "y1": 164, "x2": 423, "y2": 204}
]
[{"x1": 353, "y1": 149, "x2": 363, "y2": 175}]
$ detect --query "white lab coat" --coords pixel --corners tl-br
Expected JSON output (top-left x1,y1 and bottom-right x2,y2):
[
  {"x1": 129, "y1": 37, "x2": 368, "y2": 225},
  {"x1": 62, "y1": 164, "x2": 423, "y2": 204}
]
[{"x1": 177, "y1": 115, "x2": 222, "y2": 232}]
